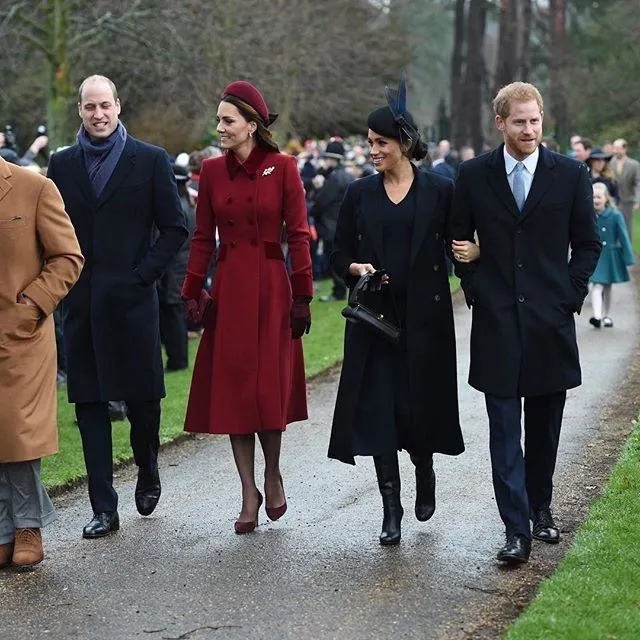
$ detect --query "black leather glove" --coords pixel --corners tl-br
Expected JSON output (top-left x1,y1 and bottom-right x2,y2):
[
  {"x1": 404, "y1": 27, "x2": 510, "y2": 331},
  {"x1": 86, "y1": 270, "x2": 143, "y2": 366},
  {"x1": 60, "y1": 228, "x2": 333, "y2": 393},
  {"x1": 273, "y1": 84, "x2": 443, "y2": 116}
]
[{"x1": 362, "y1": 269, "x2": 387, "y2": 293}]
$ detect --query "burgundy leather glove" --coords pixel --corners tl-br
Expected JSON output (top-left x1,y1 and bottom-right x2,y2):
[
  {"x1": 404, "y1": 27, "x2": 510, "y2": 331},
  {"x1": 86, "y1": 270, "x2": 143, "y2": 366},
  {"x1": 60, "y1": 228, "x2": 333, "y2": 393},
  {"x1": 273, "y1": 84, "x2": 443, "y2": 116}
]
[
  {"x1": 184, "y1": 289, "x2": 212, "y2": 325},
  {"x1": 290, "y1": 297, "x2": 311, "y2": 339}
]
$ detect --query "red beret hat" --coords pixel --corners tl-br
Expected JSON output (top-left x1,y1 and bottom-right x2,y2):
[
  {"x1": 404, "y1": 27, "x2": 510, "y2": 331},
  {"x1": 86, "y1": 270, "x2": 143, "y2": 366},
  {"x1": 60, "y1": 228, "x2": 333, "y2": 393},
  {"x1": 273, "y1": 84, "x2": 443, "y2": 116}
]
[{"x1": 222, "y1": 81, "x2": 278, "y2": 126}]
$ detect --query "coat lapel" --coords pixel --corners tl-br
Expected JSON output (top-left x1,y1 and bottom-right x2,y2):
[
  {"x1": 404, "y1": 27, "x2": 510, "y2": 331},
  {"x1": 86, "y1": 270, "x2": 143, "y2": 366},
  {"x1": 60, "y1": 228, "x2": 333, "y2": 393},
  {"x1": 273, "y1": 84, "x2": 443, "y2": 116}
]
[
  {"x1": 519, "y1": 144, "x2": 556, "y2": 221},
  {"x1": 96, "y1": 137, "x2": 136, "y2": 208},
  {"x1": 410, "y1": 169, "x2": 438, "y2": 265},
  {"x1": 70, "y1": 145, "x2": 96, "y2": 204},
  {"x1": 0, "y1": 158, "x2": 12, "y2": 204},
  {"x1": 360, "y1": 174, "x2": 386, "y2": 266},
  {"x1": 485, "y1": 145, "x2": 521, "y2": 219}
]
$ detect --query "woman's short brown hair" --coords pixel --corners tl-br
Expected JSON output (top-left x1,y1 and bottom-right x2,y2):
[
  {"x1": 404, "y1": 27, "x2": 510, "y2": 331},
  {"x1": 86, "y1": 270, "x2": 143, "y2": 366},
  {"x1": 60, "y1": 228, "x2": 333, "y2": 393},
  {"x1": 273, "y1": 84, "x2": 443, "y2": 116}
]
[
  {"x1": 220, "y1": 95, "x2": 279, "y2": 153},
  {"x1": 492, "y1": 82, "x2": 544, "y2": 119}
]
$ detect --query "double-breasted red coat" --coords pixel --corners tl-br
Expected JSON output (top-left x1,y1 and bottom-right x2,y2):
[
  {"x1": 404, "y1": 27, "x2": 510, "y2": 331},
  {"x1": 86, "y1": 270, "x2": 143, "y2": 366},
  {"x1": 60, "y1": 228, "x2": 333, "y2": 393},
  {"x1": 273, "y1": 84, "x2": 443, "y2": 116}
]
[{"x1": 181, "y1": 146, "x2": 313, "y2": 434}]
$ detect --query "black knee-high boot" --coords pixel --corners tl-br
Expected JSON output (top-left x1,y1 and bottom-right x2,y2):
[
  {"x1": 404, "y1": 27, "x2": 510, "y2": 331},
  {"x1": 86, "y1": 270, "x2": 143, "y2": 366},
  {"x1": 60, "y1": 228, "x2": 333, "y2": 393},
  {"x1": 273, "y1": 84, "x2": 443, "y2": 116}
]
[
  {"x1": 410, "y1": 453, "x2": 436, "y2": 522},
  {"x1": 373, "y1": 453, "x2": 403, "y2": 545}
]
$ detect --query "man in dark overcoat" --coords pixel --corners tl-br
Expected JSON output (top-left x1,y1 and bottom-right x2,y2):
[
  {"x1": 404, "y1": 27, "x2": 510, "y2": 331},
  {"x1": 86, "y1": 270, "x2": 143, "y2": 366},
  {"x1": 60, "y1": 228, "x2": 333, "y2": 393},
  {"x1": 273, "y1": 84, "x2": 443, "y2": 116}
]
[
  {"x1": 451, "y1": 82, "x2": 601, "y2": 564},
  {"x1": 310, "y1": 140, "x2": 355, "y2": 301},
  {"x1": 158, "y1": 164, "x2": 196, "y2": 371},
  {"x1": 47, "y1": 75, "x2": 187, "y2": 538}
]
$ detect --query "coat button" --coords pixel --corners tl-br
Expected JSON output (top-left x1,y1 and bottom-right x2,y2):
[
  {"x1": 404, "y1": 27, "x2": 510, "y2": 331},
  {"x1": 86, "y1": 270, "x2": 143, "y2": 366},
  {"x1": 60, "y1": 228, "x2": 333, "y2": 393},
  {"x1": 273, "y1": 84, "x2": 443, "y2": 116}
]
[
  {"x1": 434, "y1": 294, "x2": 441, "y2": 302},
  {"x1": 247, "y1": 217, "x2": 254, "y2": 224},
  {"x1": 435, "y1": 232, "x2": 440, "y2": 240},
  {"x1": 229, "y1": 219, "x2": 235, "y2": 226},
  {"x1": 518, "y1": 294, "x2": 525, "y2": 303},
  {"x1": 230, "y1": 241, "x2": 236, "y2": 248},
  {"x1": 226, "y1": 196, "x2": 233, "y2": 203},
  {"x1": 602, "y1": 240, "x2": 607, "y2": 246},
  {"x1": 357, "y1": 233, "x2": 363, "y2": 241},
  {"x1": 516, "y1": 228, "x2": 523, "y2": 235},
  {"x1": 516, "y1": 260, "x2": 523, "y2": 268},
  {"x1": 250, "y1": 239, "x2": 258, "y2": 247},
  {"x1": 433, "y1": 264, "x2": 440, "y2": 271},
  {"x1": 601, "y1": 227, "x2": 606, "y2": 232},
  {"x1": 247, "y1": 196, "x2": 253, "y2": 203}
]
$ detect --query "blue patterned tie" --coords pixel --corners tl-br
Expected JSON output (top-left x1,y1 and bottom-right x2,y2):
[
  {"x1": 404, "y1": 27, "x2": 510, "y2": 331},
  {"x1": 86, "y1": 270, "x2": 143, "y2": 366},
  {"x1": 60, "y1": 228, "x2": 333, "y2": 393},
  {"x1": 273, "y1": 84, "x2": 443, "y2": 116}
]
[{"x1": 512, "y1": 162, "x2": 526, "y2": 212}]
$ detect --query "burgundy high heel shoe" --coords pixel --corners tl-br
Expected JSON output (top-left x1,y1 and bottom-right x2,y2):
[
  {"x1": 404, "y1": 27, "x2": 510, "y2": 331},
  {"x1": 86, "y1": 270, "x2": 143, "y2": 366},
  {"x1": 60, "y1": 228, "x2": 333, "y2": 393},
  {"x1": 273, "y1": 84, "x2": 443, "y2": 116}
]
[
  {"x1": 265, "y1": 476, "x2": 287, "y2": 521},
  {"x1": 234, "y1": 491, "x2": 263, "y2": 535}
]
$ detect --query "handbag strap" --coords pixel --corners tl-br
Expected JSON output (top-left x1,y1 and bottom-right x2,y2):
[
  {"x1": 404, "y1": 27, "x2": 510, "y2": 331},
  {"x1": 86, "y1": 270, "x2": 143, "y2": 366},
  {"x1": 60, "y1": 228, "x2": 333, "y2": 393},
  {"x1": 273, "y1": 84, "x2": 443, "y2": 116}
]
[{"x1": 350, "y1": 273, "x2": 401, "y2": 327}]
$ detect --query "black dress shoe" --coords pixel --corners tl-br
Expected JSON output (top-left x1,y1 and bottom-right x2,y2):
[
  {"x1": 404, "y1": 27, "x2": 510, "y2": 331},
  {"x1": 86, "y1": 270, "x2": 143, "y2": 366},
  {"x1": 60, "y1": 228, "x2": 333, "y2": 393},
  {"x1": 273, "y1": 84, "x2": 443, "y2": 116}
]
[
  {"x1": 83, "y1": 512, "x2": 120, "y2": 539},
  {"x1": 497, "y1": 534, "x2": 531, "y2": 564},
  {"x1": 135, "y1": 468, "x2": 161, "y2": 516},
  {"x1": 532, "y1": 507, "x2": 560, "y2": 543}
]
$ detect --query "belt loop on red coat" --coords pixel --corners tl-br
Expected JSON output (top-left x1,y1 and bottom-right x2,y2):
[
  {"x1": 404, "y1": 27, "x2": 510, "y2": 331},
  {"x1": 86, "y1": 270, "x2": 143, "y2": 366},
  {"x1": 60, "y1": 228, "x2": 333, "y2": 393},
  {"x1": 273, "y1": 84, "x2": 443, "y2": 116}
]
[{"x1": 216, "y1": 241, "x2": 284, "y2": 262}]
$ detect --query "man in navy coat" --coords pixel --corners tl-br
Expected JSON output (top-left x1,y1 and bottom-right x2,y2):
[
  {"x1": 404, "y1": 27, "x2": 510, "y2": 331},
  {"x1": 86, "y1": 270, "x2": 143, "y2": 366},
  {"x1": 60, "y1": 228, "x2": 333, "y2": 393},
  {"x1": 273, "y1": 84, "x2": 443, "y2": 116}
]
[
  {"x1": 48, "y1": 75, "x2": 187, "y2": 538},
  {"x1": 452, "y1": 82, "x2": 601, "y2": 564}
]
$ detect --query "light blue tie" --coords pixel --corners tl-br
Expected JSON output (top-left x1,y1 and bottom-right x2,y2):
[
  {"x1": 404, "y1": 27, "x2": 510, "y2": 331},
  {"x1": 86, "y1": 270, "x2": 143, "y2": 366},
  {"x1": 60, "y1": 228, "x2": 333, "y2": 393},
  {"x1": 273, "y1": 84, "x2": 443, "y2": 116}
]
[{"x1": 512, "y1": 162, "x2": 526, "y2": 212}]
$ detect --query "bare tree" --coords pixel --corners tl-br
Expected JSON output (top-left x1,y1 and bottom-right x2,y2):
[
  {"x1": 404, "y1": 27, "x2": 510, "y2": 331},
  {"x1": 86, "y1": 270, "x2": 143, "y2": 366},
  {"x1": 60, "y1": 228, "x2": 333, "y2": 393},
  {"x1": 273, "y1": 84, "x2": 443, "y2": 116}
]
[
  {"x1": 462, "y1": 0, "x2": 488, "y2": 153},
  {"x1": 548, "y1": 0, "x2": 569, "y2": 146},
  {"x1": 520, "y1": 0, "x2": 532, "y2": 81},
  {"x1": 450, "y1": 0, "x2": 466, "y2": 147},
  {"x1": 0, "y1": 1, "x2": 180, "y2": 147},
  {"x1": 495, "y1": 0, "x2": 519, "y2": 91},
  {"x1": 0, "y1": 0, "x2": 411, "y2": 151}
]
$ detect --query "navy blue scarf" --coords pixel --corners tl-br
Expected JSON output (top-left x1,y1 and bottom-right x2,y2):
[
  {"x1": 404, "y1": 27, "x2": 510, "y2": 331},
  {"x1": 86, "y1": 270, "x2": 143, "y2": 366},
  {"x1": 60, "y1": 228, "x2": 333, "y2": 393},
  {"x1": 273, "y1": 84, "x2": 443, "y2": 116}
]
[{"x1": 77, "y1": 122, "x2": 127, "y2": 198}]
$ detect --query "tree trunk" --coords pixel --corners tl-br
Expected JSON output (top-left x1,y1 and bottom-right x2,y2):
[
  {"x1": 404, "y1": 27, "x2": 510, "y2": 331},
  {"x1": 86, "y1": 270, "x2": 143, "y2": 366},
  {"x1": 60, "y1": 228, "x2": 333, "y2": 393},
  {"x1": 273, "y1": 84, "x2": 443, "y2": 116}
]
[
  {"x1": 463, "y1": 0, "x2": 487, "y2": 154},
  {"x1": 495, "y1": 0, "x2": 518, "y2": 92},
  {"x1": 519, "y1": 0, "x2": 532, "y2": 81},
  {"x1": 450, "y1": 0, "x2": 466, "y2": 148},
  {"x1": 45, "y1": 0, "x2": 74, "y2": 149},
  {"x1": 548, "y1": 0, "x2": 569, "y2": 148}
]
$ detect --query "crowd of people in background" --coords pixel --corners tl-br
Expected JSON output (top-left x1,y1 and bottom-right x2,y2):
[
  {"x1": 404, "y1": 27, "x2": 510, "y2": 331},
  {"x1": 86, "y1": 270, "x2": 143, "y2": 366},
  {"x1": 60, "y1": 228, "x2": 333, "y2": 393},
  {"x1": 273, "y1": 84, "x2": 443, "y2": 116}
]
[{"x1": 2, "y1": 121, "x2": 639, "y2": 380}]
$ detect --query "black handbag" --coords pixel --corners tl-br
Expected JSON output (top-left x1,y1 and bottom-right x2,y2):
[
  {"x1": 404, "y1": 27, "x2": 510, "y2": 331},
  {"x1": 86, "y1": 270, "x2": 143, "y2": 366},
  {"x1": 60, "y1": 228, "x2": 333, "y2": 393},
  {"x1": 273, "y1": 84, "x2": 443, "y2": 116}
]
[{"x1": 341, "y1": 274, "x2": 401, "y2": 344}]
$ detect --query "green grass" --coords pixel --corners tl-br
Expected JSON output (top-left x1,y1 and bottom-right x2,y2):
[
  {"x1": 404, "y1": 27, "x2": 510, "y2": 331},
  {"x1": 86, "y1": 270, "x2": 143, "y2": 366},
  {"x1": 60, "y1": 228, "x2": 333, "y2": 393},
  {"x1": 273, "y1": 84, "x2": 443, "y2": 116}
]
[
  {"x1": 505, "y1": 423, "x2": 640, "y2": 640},
  {"x1": 43, "y1": 277, "x2": 461, "y2": 489}
]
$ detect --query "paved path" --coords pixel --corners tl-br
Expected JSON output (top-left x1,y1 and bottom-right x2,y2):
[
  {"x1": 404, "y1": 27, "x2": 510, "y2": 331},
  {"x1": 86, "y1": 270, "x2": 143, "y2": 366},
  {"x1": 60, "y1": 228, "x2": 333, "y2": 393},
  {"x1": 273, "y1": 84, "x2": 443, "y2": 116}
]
[{"x1": 1, "y1": 281, "x2": 638, "y2": 640}]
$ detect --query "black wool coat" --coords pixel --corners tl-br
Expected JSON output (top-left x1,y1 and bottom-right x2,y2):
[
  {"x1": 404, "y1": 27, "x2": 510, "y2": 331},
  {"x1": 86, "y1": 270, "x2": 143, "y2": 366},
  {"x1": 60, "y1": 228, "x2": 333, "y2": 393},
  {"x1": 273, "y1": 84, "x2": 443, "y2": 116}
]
[
  {"x1": 48, "y1": 136, "x2": 188, "y2": 402},
  {"x1": 451, "y1": 144, "x2": 601, "y2": 398},
  {"x1": 328, "y1": 169, "x2": 465, "y2": 464},
  {"x1": 310, "y1": 165, "x2": 355, "y2": 243},
  {"x1": 158, "y1": 192, "x2": 196, "y2": 306}
]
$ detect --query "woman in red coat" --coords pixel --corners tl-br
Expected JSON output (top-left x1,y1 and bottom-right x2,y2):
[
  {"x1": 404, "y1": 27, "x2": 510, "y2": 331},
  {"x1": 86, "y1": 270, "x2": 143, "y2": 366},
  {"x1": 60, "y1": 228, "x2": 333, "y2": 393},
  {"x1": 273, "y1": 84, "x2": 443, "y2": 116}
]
[{"x1": 181, "y1": 81, "x2": 313, "y2": 533}]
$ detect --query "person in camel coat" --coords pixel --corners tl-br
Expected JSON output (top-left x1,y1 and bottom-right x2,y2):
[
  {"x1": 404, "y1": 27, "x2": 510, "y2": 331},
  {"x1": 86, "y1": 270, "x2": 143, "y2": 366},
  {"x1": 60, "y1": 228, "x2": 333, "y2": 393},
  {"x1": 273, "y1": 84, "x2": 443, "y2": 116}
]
[{"x1": 0, "y1": 156, "x2": 84, "y2": 569}]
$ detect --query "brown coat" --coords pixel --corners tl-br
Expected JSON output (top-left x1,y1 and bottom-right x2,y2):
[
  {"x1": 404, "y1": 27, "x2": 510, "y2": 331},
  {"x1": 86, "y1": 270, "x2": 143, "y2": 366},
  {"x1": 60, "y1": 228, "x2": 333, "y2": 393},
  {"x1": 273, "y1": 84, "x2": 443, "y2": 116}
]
[{"x1": 0, "y1": 157, "x2": 83, "y2": 463}]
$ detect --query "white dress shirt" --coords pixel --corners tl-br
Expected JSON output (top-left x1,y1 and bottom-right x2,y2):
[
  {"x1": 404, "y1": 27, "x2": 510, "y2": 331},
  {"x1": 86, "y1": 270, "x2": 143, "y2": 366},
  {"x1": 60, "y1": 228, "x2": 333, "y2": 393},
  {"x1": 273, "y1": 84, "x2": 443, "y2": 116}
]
[{"x1": 504, "y1": 145, "x2": 539, "y2": 201}]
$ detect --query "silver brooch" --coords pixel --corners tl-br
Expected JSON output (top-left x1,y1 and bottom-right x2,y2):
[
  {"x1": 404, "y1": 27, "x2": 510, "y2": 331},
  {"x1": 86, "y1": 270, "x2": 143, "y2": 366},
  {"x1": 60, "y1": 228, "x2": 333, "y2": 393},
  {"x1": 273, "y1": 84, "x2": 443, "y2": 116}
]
[{"x1": 262, "y1": 166, "x2": 275, "y2": 176}]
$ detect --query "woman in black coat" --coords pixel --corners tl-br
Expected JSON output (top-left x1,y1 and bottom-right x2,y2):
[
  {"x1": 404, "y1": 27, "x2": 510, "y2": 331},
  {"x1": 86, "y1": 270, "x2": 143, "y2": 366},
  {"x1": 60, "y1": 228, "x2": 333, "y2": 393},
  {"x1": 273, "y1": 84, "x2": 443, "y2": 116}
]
[{"x1": 328, "y1": 82, "x2": 464, "y2": 545}]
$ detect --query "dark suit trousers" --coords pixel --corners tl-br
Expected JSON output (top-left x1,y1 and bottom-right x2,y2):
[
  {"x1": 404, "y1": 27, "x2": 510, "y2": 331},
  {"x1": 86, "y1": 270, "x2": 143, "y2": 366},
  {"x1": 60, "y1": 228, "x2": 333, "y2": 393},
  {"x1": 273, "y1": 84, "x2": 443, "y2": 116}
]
[
  {"x1": 485, "y1": 391, "x2": 566, "y2": 538},
  {"x1": 75, "y1": 400, "x2": 161, "y2": 514},
  {"x1": 159, "y1": 302, "x2": 188, "y2": 370}
]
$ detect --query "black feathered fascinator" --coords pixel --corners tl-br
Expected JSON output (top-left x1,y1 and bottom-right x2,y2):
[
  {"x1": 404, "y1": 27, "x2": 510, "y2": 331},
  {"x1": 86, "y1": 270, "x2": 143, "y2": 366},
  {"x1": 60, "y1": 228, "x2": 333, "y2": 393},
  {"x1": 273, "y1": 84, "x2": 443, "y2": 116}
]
[
  {"x1": 368, "y1": 73, "x2": 426, "y2": 160},
  {"x1": 384, "y1": 72, "x2": 420, "y2": 144}
]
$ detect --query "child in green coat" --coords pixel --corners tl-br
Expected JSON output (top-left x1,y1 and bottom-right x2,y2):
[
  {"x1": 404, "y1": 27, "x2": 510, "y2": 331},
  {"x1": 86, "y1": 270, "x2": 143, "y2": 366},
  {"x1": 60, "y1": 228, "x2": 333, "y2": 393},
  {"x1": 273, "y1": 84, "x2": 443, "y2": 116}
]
[{"x1": 589, "y1": 182, "x2": 635, "y2": 328}]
